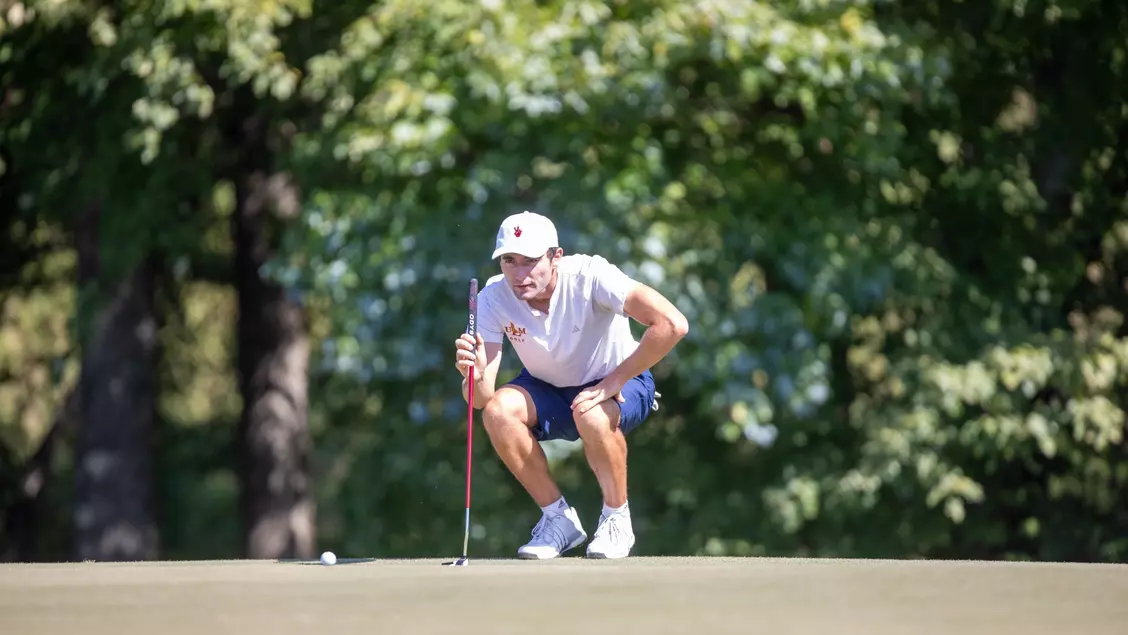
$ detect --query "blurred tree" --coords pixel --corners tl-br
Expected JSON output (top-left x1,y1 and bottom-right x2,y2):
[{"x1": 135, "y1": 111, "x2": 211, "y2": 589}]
[
  {"x1": 0, "y1": 214, "x2": 79, "y2": 561},
  {"x1": 0, "y1": 3, "x2": 169, "y2": 560},
  {"x1": 72, "y1": 206, "x2": 160, "y2": 561},
  {"x1": 0, "y1": 0, "x2": 323, "y2": 560},
  {"x1": 227, "y1": 88, "x2": 316, "y2": 560}
]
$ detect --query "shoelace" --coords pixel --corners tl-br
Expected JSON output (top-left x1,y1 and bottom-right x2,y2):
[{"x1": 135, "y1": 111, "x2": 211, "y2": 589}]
[
  {"x1": 530, "y1": 514, "x2": 570, "y2": 549},
  {"x1": 595, "y1": 514, "x2": 627, "y2": 544}
]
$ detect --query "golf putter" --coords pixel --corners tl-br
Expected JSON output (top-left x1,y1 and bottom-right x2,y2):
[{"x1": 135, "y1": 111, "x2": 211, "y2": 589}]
[{"x1": 445, "y1": 277, "x2": 477, "y2": 567}]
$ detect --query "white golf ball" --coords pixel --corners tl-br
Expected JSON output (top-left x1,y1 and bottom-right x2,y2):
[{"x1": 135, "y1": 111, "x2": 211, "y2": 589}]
[{"x1": 320, "y1": 551, "x2": 337, "y2": 565}]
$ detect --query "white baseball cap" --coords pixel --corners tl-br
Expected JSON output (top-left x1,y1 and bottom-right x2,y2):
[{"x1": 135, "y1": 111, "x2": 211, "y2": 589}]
[{"x1": 491, "y1": 211, "x2": 559, "y2": 259}]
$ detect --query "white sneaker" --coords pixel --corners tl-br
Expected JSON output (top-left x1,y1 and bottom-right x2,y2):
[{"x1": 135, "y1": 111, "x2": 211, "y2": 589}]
[
  {"x1": 516, "y1": 507, "x2": 587, "y2": 560},
  {"x1": 585, "y1": 511, "x2": 635, "y2": 559}
]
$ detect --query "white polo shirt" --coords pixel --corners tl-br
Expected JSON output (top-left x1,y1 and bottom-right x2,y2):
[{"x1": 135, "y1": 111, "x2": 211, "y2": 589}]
[{"x1": 477, "y1": 253, "x2": 639, "y2": 387}]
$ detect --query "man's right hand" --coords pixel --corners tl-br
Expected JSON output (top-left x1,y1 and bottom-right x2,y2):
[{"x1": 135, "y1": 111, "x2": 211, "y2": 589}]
[{"x1": 454, "y1": 332, "x2": 487, "y2": 380}]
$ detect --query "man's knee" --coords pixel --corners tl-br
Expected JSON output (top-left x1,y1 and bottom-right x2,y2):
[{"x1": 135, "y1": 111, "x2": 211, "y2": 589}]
[
  {"x1": 573, "y1": 401, "x2": 620, "y2": 438},
  {"x1": 482, "y1": 387, "x2": 534, "y2": 433}
]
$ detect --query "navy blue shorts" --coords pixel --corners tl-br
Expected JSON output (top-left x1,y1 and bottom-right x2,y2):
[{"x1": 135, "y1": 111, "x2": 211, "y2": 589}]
[{"x1": 505, "y1": 369, "x2": 658, "y2": 442}]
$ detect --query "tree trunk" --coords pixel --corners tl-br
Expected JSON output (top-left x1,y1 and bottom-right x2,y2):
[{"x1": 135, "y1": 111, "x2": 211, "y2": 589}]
[
  {"x1": 1, "y1": 388, "x2": 77, "y2": 562},
  {"x1": 231, "y1": 108, "x2": 315, "y2": 560},
  {"x1": 72, "y1": 205, "x2": 160, "y2": 561}
]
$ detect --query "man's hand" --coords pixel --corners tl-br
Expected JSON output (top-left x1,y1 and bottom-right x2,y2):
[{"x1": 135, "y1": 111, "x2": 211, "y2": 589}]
[
  {"x1": 571, "y1": 377, "x2": 626, "y2": 417},
  {"x1": 454, "y1": 332, "x2": 487, "y2": 380},
  {"x1": 456, "y1": 334, "x2": 503, "y2": 410}
]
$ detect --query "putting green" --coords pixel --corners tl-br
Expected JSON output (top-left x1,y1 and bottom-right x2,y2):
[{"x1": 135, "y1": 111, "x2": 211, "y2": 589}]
[{"x1": 2, "y1": 556, "x2": 1126, "y2": 634}]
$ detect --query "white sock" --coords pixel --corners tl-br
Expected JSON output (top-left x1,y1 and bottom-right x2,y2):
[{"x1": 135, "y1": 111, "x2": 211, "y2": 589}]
[
  {"x1": 541, "y1": 496, "x2": 569, "y2": 516},
  {"x1": 602, "y1": 501, "x2": 629, "y2": 520}
]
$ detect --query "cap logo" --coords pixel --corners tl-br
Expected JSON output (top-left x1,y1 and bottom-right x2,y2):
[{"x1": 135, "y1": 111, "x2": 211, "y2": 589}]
[{"x1": 513, "y1": 226, "x2": 522, "y2": 237}]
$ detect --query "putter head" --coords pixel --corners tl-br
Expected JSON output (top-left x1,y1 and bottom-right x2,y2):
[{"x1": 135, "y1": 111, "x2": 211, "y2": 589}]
[{"x1": 443, "y1": 556, "x2": 469, "y2": 567}]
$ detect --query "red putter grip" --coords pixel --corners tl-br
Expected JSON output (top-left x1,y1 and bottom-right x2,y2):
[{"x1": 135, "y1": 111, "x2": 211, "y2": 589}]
[{"x1": 467, "y1": 278, "x2": 478, "y2": 338}]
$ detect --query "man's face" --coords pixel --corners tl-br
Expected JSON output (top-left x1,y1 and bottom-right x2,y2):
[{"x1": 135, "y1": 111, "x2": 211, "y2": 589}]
[{"x1": 500, "y1": 248, "x2": 560, "y2": 301}]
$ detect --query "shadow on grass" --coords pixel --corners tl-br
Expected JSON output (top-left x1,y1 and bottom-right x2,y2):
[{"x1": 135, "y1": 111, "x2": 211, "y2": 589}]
[
  {"x1": 275, "y1": 556, "x2": 527, "y2": 566},
  {"x1": 275, "y1": 558, "x2": 378, "y2": 566}
]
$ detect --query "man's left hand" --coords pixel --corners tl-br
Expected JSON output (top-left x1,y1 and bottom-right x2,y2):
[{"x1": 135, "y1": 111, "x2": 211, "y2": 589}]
[{"x1": 571, "y1": 378, "x2": 626, "y2": 417}]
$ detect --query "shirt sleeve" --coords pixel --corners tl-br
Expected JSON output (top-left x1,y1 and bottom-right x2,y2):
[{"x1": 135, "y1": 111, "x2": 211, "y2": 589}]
[
  {"x1": 476, "y1": 286, "x2": 505, "y2": 344},
  {"x1": 589, "y1": 255, "x2": 638, "y2": 315}
]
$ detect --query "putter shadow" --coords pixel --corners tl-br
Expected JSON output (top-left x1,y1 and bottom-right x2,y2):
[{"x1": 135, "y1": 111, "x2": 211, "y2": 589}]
[{"x1": 276, "y1": 558, "x2": 378, "y2": 566}]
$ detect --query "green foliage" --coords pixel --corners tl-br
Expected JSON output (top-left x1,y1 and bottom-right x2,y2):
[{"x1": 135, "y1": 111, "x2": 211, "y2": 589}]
[
  {"x1": 2, "y1": 0, "x2": 1126, "y2": 561},
  {"x1": 281, "y1": 0, "x2": 1128, "y2": 560}
]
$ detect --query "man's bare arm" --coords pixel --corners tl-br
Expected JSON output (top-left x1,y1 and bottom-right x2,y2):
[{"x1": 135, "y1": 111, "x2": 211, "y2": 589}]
[{"x1": 606, "y1": 283, "x2": 689, "y2": 386}]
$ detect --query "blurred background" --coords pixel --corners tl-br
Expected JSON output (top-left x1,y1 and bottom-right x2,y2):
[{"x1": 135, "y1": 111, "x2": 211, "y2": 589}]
[{"x1": 2, "y1": 0, "x2": 1127, "y2": 564}]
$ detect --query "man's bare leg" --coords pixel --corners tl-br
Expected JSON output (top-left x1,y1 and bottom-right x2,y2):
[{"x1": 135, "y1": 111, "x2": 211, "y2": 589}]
[
  {"x1": 480, "y1": 386, "x2": 561, "y2": 507},
  {"x1": 574, "y1": 400, "x2": 635, "y2": 558},
  {"x1": 573, "y1": 401, "x2": 628, "y2": 508},
  {"x1": 483, "y1": 386, "x2": 588, "y2": 559}
]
